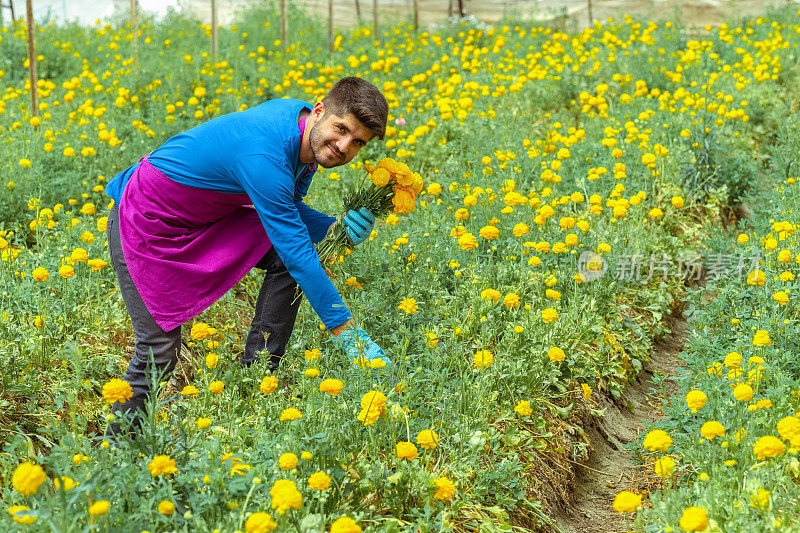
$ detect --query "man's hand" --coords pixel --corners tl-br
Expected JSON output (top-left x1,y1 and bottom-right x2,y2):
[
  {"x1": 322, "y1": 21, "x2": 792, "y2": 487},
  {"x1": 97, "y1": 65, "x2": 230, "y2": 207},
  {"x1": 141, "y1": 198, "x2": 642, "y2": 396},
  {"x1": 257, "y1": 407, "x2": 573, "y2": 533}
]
[
  {"x1": 332, "y1": 326, "x2": 390, "y2": 366},
  {"x1": 343, "y1": 208, "x2": 375, "y2": 246}
]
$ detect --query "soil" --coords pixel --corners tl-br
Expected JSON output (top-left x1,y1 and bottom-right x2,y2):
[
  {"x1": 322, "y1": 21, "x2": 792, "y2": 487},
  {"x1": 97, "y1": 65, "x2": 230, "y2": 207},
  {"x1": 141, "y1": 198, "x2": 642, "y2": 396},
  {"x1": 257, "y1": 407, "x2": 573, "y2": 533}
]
[{"x1": 551, "y1": 312, "x2": 688, "y2": 533}]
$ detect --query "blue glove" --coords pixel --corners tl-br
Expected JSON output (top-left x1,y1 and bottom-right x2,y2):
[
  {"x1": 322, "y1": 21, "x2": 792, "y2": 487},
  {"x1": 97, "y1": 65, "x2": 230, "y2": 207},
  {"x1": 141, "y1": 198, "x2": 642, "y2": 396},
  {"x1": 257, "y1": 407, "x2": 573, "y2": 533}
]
[
  {"x1": 332, "y1": 327, "x2": 391, "y2": 366},
  {"x1": 343, "y1": 207, "x2": 375, "y2": 246}
]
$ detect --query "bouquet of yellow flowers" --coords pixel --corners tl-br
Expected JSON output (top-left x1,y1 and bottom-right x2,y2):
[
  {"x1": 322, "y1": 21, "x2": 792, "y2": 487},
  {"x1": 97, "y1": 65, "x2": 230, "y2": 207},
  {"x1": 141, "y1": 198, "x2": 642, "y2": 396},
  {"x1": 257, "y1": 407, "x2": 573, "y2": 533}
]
[{"x1": 316, "y1": 157, "x2": 423, "y2": 264}]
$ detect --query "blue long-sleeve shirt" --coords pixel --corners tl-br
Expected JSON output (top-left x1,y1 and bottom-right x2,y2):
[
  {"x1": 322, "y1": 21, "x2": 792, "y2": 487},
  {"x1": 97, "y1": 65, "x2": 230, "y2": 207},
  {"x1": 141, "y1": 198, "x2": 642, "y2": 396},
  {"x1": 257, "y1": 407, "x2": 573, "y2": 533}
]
[{"x1": 105, "y1": 98, "x2": 350, "y2": 329}]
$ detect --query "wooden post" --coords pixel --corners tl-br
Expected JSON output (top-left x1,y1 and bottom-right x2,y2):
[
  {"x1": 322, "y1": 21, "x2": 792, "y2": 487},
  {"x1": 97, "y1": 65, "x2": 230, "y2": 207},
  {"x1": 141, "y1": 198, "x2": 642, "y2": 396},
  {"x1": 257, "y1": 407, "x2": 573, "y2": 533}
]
[
  {"x1": 328, "y1": 0, "x2": 333, "y2": 53},
  {"x1": 25, "y1": 0, "x2": 37, "y2": 118},
  {"x1": 587, "y1": 0, "x2": 593, "y2": 26},
  {"x1": 372, "y1": 0, "x2": 377, "y2": 38},
  {"x1": 130, "y1": 0, "x2": 138, "y2": 73},
  {"x1": 354, "y1": 0, "x2": 360, "y2": 17},
  {"x1": 211, "y1": 0, "x2": 218, "y2": 58},
  {"x1": 280, "y1": 0, "x2": 287, "y2": 45},
  {"x1": 412, "y1": 0, "x2": 418, "y2": 30}
]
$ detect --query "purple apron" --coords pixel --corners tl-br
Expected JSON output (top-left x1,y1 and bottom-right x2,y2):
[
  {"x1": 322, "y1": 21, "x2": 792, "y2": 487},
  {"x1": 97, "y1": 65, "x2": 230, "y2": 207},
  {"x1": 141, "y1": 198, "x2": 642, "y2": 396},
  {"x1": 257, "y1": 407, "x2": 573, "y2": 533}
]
[{"x1": 117, "y1": 119, "x2": 308, "y2": 331}]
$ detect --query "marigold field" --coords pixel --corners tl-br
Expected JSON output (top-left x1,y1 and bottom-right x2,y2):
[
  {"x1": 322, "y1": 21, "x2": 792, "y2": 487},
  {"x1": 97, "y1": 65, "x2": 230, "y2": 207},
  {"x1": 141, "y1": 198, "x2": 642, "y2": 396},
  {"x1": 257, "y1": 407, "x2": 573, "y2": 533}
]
[{"x1": 3, "y1": 2, "x2": 800, "y2": 531}]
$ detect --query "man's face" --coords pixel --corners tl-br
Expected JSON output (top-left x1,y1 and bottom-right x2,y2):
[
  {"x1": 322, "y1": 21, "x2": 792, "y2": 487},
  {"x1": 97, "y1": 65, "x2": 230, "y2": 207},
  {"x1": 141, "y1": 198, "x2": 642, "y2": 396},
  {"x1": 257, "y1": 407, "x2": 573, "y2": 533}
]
[{"x1": 308, "y1": 110, "x2": 374, "y2": 168}]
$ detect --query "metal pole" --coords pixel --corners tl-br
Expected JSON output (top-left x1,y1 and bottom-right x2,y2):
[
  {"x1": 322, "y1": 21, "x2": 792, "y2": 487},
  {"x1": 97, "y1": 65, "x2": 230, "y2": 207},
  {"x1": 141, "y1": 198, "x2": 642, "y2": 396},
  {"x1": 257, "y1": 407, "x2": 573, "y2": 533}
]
[
  {"x1": 280, "y1": 0, "x2": 287, "y2": 45},
  {"x1": 372, "y1": 0, "x2": 377, "y2": 38},
  {"x1": 130, "y1": 0, "x2": 138, "y2": 73},
  {"x1": 25, "y1": 0, "x2": 37, "y2": 118},
  {"x1": 211, "y1": 0, "x2": 218, "y2": 58},
  {"x1": 328, "y1": 0, "x2": 333, "y2": 53}
]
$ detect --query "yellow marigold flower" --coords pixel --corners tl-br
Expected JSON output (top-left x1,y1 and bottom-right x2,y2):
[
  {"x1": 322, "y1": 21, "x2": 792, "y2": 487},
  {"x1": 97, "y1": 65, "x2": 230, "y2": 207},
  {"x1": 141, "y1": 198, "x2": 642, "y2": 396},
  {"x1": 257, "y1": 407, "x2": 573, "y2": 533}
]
[
  {"x1": 79, "y1": 202, "x2": 95, "y2": 215},
  {"x1": 32, "y1": 266, "x2": 49, "y2": 281},
  {"x1": 778, "y1": 416, "x2": 800, "y2": 441},
  {"x1": 19, "y1": 158, "x2": 32, "y2": 168},
  {"x1": 746, "y1": 270, "x2": 766, "y2": 286},
  {"x1": 279, "y1": 453, "x2": 298, "y2": 470},
  {"x1": 301, "y1": 451, "x2": 312, "y2": 460},
  {"x1": 330, "y1": 516, "x2": 362, "y2": 533},
  {"x1": 778, "y1": 249, "x2": 793, "y2": 263},
  {"x1": 80, "y1": 231, "x2": 95, "y2": 244},
  {"x1": 426, "y1": 183, "x2": 442, "y2": 195},
  {"x1": 432, "y1": 476, "x2": 456, "y2": 500},
  {"x1": 53, "y1": 476, "x2": 78, "y2": 491},
  {"x1": 8, "y1": 505, "x2": 37, "y2": 525},
  {"x1": 733, "y1": 383, "x2": 753, "y2": 402},
  {"x1": 512, "y1": 223, "x2": 529, "y2": 237},
  {"x1": 458, "y1": 232, "x2": 477, "y2": 251},
  {"x1": 208, "y1": 380, "x2": 224, "y2": 394},
  {"x1": 724, "y1": 352, "x2": 742, "y2": 368},
  {"x1": 59, "y1": 264, "x2": 74, "y2": 278},
  {"x1": 654, "y1": 456, "x2": 675, "y2": 478},
  {"x1": 473, "y1": 349, "x2": 493, "y2": 369},
  {"x1": 102, "y1": 378, "x2": 132, "y2": 404},
  {"x1": 737, "y1": 233, "x2": 749, "y2": 243},
  {"x1": 701, "y1": 421, "x2": 726, "y2": 440},
  {"x1": 181, "y1": 385, "x2": 199, "y2": 397},
  {"x1": 88, "y1": 500, "x2": 110, "y2": 516},
  {"x1": 317, "y1": 378, "x2": 344, "y2": 396},
  {"x1": 148, "y1": 455, "x2": 177, "y2": 477},
  {"x1": 71, "y1": 248, "x2": 89, "y2": 262},
  {"x1": 679, "y1": 506, "x2": 708, "y2": 532},
  {"x1": 454, "y1": 208, "x2": 469, "y2": 221},
  {"x1": 196, "y1": 417, "x2": 212, "y2": 429},
  {"x1": 481, "y1": 288, "x2": 501, "y2": 301},
  {"x1": 158, "y1": 500, "x2": 175, "y2": 515},
  {"x1": 398, "y1": 297, "x2": 419, "y2": 314},
  {"x1": 97, "y1": 216, "x2": 108, "y2": 231},
  {"x1": 280, "y1": 408, "x2": 302, "y2": 422},
  {"x1": 503, "y1": 293, "x2": 521, "y2": 308},
  {"x1": 643, "y1": 429, "x2": 672, "y2": 452},
  {"x1": 416, "y1": 429, "x2": 439, "y2": 449},
  {"x1": 750, "y1": 488, "x2": 770, "y2": 510},
  {"x1": 671, "y1": 196, "x2": 684, "y2": 208},
  {"x1": 545, "y1": 289, "x2": 561, "y2": 300},
  {"x1": 345, "y1": 276, "x2": 363, "y2": 290},
  {"x1": 686, "y1": 390, "x2": 707, "y2": 413},
  {"x1": 269, "y1": 479, "x2": 302, "y2": 514},
  {"x1": 395, "y1": 441, "x2": 419, "y2": 460},
  {"x1": 190, "y1": 322, "x2": 216, "y2": 341},
  {"x1": 87, "y1": 258, "x2": 107, "y2": 271},
  {"x1": 12, "y1": 462, "x2": 46, "y2": 496},
  {"x1": 370, "y1": 167, "x2": 391, "y2": 187},
  {"x1": 612, "y1": 490, "x2": 642, "y2": 513},
  {"x1": 514, "y1": 400, "x2": 533, "y2": 416},
  {"x1": 260, "y1": 375, "x2": 279, "y2": 395},
  {"x1": 648, "y1": 207, "x2": 663, "y2": 219},
  {"x1": 205, "y1": 352, "x2": 218, "y2": 369},
  {"x1": 304, "y1": 368, "x2": 320, "y2": 378},
  {"x1": 752, "y1": 329, "x2": 771, "y2": 346},
  {"x1": 479, "y1": 225, "x2": 500, "y2": 240},
  {"x1": 773, "y1": 291, "x2": 790, "y2": 305},
  {"x1": 547, "y1": 347, "x2": 565, "y2": 362},
  {"x1": 244, "y1": 511, "x2": 278, "y2": 533},
  {"x1": 754, "y1": 435, "x2": 786, "y2": 460},
  {"x1": 308, "y1": 472, "x2": 332, "y2": 491},
  {"x1": 541, "y1": 308, "x2": 558, "y2": 323}
]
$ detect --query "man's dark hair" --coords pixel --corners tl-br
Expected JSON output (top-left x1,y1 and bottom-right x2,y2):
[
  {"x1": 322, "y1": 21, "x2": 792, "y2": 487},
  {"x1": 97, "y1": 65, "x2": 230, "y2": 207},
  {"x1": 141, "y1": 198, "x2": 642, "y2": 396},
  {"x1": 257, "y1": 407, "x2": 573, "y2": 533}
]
[{"x1": 322, "y1": 77, "x2": 389, "y2": 140}]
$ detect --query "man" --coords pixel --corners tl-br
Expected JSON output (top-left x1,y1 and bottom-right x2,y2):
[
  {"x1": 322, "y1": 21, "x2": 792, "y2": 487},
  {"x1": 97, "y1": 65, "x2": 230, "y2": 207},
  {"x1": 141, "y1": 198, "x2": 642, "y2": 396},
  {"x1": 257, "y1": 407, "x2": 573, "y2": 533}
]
[{"x1": 104, "y1": 77, "x2": 389, "y2": 436}]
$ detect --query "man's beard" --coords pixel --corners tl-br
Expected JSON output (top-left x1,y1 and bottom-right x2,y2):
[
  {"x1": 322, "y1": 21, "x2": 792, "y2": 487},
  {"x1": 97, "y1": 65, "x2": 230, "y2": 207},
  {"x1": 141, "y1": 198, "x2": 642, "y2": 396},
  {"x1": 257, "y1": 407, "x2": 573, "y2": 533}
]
[{"x1": 308, "y1": 120, "x2": 342, "y2": 168}]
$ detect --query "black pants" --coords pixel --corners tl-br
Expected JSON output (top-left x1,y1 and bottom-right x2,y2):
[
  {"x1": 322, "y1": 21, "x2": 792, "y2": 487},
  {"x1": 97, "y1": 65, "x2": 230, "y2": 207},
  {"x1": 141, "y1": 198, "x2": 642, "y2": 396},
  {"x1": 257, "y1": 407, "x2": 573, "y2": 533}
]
[{"x1": 105, "y1": 207, "x2": 302, "y2": 437}]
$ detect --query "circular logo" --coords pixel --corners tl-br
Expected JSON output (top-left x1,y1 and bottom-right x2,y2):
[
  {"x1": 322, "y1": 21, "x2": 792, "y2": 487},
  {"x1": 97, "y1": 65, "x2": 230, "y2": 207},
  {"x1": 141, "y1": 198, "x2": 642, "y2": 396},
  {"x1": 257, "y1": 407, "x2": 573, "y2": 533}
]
[{"x1": 578, "y1": 251, "x2": 607, "y2": 282}]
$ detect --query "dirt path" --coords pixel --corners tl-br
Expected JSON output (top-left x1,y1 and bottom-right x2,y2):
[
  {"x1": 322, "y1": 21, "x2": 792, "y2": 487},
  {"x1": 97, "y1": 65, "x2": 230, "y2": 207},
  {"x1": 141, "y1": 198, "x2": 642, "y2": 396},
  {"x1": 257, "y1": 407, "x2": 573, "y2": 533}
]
[{"x1": 552, "y1": 312, "x2": 688, "y2": 533}]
